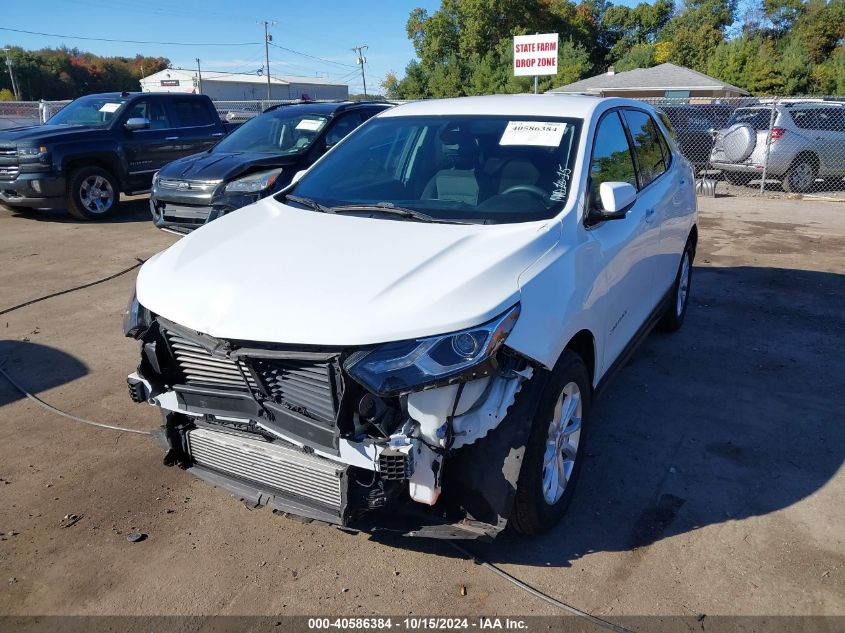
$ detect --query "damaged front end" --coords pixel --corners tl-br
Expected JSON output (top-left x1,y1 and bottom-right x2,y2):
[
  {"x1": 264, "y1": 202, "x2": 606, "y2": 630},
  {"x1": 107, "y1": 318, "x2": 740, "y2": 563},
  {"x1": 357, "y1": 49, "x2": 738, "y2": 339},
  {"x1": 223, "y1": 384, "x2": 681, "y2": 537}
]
[{"x1": 124, "y1": 301, "x2": 539, "y2": 539}]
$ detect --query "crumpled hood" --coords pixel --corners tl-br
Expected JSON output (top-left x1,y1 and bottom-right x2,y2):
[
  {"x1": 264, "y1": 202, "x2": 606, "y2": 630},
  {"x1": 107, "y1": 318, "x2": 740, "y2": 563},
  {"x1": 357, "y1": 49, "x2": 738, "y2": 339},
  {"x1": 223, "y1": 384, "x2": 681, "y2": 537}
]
[
  {"x1": 0, "y1": 124, "x2": 97, "y2": 144},
  {"x1": 159, "y1": 150, "x2": 302, "y2": 182},
  {"x1": 137, "y1": 198, "x2": 558, "y2": 346}
]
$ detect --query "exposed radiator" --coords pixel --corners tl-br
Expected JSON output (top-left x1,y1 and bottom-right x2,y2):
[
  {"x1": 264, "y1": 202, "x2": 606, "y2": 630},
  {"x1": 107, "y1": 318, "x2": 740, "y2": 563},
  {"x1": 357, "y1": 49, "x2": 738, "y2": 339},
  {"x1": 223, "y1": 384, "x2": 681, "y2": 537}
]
[
  {"x1": 252, "y1": 358, "x2": 337, "y2": 424},
  {"x1": 167, "y1": 331, "x2": 258, "y2": 391},
  {"x1": 187, "y1": 427, "x2": 345, "y2": 510}
]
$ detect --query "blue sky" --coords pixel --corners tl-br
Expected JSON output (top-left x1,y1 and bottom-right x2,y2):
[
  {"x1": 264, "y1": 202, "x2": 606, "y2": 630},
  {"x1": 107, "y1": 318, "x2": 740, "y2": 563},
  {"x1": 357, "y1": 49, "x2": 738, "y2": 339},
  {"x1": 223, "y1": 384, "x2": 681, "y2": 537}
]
[{"x1": 2, "y1": 0, "x2": 640, "y2": 94}]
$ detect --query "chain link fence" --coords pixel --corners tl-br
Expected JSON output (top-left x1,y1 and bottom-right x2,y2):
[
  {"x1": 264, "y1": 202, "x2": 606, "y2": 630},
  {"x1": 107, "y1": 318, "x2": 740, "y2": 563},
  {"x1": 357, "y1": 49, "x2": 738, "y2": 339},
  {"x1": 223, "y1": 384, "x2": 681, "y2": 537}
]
[
  {"x1": 2, "y1": 95, "x2": 844, "y2": 198},
  {"x1": 640, "y1": 96, "x2": 845, "y2": 199}
]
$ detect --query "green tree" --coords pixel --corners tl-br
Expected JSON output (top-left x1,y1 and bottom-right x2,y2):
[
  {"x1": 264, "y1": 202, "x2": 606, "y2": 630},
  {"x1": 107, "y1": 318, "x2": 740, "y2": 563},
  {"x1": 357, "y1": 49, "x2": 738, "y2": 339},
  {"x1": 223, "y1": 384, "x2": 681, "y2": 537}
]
[{"x1": 614, "y1": 44, "x2": 656, "y2": 71}]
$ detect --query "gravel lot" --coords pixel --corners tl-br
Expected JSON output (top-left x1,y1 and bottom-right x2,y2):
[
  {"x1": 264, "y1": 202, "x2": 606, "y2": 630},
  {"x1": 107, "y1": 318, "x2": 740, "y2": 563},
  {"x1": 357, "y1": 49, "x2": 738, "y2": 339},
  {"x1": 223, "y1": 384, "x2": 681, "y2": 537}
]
[{"x1": 0, "y1": 195, "x2": 843, "y2": 627}]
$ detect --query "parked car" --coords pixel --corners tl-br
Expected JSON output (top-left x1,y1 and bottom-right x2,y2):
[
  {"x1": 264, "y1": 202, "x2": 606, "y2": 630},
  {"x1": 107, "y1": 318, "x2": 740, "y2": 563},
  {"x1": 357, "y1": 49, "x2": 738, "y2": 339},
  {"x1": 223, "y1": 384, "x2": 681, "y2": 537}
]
[
  {"x1": 658, "y1": 104, "x2": 733, "y2": 171},
  {"x1": 150, "y1": 101, "x2": 392, "y2": 234},
  {"x1": 124, "y1": 95, "x2": 697, "y2": 539},
  {"x1": 0, "y1": 92, "x2": 238, "y2": 219},
  {"x1": 710, "y1": 100, "x2": 845, "y2": 192}
]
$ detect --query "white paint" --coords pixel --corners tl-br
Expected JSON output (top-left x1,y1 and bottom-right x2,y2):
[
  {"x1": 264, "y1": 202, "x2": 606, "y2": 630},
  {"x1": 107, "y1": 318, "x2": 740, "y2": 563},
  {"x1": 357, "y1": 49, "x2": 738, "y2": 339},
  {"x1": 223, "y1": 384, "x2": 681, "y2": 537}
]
[
  {"x1": 513, "y1": 33, "x2": 559, "y2": 77},
  {"x1": 136, "y1": 94, "x2": 697, "y2": 385},
  {"x1": 499, "y1": 121, "x2": 566, "y2": 147}
]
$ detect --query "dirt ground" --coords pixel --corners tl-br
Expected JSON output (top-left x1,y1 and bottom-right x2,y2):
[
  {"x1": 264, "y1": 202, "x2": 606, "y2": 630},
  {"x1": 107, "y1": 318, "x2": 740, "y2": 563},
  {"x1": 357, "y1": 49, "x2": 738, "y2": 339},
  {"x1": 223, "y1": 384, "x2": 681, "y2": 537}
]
[{"x1": 0, "y1": 195, "x2": 843, "y2": 625}]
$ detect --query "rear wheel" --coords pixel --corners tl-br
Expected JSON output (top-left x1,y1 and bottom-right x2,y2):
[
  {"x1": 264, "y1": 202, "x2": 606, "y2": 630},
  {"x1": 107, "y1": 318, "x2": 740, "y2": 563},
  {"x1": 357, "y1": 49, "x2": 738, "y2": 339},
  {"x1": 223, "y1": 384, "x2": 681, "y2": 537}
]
[
  {"x1": 66, "y1": 166, "x2": 119, "y2": 220},
  {"x1": 659, "y1": 241, "x2": 694, "y2": 332},
  {"x1": 510, "y1": 350, "x2": 591, "y2": 535},
  {"x1": 782, "y1": 157, "x2": 818, "y2": 193}
]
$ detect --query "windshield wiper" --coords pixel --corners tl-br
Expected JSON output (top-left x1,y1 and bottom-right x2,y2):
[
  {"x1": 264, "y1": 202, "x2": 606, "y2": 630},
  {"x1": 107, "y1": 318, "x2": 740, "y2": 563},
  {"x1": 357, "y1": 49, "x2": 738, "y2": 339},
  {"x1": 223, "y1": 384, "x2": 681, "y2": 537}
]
[
  {"x1": 328, "y1": 203, "x2": 471, "y2": 225},
  {"x1": 285, "y1": 194, "x2": 331, "y2": 214}
]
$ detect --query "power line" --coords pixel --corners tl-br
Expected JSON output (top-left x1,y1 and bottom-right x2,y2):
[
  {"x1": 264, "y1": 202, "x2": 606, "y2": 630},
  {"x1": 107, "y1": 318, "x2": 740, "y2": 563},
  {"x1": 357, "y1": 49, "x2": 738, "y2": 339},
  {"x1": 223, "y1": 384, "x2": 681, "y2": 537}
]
[
  {"x1": 268, "y1": 41, "x2": 356, "y2": 69},
  {"x1": 0, "y1": 26, "x2": 259, "y2": 46}
]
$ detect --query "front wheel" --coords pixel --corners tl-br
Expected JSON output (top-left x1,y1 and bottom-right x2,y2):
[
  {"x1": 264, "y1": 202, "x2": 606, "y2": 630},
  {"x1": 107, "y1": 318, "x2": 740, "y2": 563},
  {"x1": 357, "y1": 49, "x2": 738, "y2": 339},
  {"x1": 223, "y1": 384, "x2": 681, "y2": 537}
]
[
  {"x1": 510, "y1": 350, "x2": 591, "y2": 535},
  {"x1": 66, "y1": 166, "x2": 119, "y2": 220},
  {"x1": 659, "y1": 241, "x2": 694, "y2": 332}
]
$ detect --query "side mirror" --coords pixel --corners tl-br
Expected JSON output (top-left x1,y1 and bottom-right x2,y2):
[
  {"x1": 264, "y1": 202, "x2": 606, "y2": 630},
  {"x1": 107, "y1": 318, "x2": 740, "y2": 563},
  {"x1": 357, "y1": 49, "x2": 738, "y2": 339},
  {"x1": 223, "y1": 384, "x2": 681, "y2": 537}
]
[
  {"x1": 587, "y1": 182, "x2": 637, "y2": 225},
  {"x1": 124, "y1": 117, "x2": 150, "y2": 131},
  {"x1": 291, "y1": 169, "x2": 307, "y2": 185}
]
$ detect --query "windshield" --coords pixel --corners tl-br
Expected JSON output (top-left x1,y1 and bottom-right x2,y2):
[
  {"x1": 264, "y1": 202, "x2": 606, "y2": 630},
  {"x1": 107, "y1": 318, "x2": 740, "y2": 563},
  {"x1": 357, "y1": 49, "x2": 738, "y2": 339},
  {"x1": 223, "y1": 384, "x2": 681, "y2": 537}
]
[
  {"x1": 213, "y1": 109, "x2": 329, "y2": 154},
  {"x1": 284, "y1": 115, "x2": 582, "y2": 224},
  {"x1": 47, "y1": 95, "x2": 128, "y2": 127}
]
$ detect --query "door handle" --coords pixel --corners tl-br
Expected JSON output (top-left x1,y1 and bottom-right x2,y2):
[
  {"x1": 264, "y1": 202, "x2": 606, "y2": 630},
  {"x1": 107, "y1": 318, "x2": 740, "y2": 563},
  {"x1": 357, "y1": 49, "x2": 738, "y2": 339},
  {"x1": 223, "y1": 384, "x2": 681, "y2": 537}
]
[
  {"x1": 165, "y1": 136, "x2": 179, "y2": 141},
  {"x1": 211, "y1": 132, "x2": 224, "y2": 137},
  {"x1": 645, "y1": 208, "x2": 656, "y2": 222}
]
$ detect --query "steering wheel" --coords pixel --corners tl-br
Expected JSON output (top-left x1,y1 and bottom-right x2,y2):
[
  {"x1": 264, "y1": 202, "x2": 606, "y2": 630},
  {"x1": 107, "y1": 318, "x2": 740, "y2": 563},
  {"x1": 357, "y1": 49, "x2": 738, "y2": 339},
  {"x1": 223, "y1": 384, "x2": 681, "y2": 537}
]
[{"x1": 499, "y1": 184, "x2": 549, "y2": 203}]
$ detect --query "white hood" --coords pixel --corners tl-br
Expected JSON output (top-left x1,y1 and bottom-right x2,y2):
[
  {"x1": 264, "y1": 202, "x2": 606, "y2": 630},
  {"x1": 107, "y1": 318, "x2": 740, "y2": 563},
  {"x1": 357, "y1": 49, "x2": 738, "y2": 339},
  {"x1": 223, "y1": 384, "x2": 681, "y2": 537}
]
[{"x1": 137, "y1": 198, "x2": 558, "y2": 345}]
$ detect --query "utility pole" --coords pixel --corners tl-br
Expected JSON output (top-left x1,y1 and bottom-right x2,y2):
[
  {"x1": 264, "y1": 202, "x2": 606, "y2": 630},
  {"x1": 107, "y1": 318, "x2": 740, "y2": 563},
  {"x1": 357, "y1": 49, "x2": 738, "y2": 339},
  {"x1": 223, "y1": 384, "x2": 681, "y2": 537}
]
[
  {"x1": 4, "y1": 47, "x2": 20, "y2": 100},
  {"x1": 259, "y1": 20, "x2": 276, "y2": 100},
  {"x1": 352, "y1": 45, "x2": 368, "y2": 97},
  {"x1": 195, "y1": 58, "x2": 203, "y2": 94}
]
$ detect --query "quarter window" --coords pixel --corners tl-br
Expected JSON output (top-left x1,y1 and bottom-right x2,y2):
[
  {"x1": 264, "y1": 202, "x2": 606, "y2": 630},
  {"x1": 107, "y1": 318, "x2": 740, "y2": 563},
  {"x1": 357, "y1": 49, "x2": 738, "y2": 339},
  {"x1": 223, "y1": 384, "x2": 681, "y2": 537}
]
[
  {"x1": 623, "y1": 110, "x2": 667, "y2": 188},
  {"x1": 589, "y1": 112, "x2": 637, "y2": 208}
]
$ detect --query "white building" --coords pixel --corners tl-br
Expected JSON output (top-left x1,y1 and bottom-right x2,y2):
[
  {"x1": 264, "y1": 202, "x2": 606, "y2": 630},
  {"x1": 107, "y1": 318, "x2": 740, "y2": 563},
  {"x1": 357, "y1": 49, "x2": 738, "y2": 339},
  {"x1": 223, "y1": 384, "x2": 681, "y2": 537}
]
[{"x1": 139, "y1": 68, "x2": 348, "y2": 101}]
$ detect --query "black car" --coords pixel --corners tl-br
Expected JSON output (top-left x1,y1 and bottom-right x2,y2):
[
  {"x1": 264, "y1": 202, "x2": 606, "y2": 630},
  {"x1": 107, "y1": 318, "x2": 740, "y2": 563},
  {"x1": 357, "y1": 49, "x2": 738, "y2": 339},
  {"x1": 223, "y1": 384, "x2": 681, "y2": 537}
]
[
  {"x1": 0, "y1": 92, "x2": 236, "y2": 220},
  {"x1": 149, "y1": 101, "x2": 392, "y2": 234},
  {"x1": 659, "y1": 105, "x2": 734, "y2": 171}
]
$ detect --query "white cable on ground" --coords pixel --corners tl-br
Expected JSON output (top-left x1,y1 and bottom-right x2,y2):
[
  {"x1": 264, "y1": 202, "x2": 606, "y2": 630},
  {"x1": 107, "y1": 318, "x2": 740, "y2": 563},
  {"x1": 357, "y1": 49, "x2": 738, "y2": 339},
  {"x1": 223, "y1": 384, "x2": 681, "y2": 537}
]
[
  {"x1": 448, "y1": 542, "x2": 635, "y2": 633},
  {"x1": 0, "y1": 365, "x2": 153, "y2": 436}
]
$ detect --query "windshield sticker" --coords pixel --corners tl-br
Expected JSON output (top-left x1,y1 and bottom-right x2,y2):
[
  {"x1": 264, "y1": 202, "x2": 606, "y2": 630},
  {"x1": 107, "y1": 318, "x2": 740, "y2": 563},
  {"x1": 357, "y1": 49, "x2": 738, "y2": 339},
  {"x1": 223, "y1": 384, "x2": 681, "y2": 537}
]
[
  {"x1": 550, "y1": 164, "x2": 572, "y2": 201},
  {"x1": 500, "y1": 121, "x2": 567, "y2": 147},
  {"x1": 99, "y1": 103, "x2": 122, "y2": 113},
  {"x1": 295, "y1": 118, "x2": 324, "y2": 131}
]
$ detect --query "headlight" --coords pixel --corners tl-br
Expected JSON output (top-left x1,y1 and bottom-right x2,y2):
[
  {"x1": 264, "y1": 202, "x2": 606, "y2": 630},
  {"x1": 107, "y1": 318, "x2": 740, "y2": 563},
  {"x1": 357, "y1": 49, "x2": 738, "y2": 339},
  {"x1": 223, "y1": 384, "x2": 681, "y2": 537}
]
[
  {"x1": 17, "y1": 146, "x2": 48, "y2": 160},
  {"x1": 224, "y1": 168, "x2": 283, "y2": 193},
  {"x1": 123, "y1": 289, "x2": 152, "y2": 338},
  {"x1": 344, "y1": 305, "x2": 520, "y2": 396}
]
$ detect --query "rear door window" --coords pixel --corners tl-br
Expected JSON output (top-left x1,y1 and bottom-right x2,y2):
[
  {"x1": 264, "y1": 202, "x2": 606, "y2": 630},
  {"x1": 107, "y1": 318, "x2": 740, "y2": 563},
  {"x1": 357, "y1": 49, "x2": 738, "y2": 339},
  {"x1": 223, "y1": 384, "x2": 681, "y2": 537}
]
[
  {"x1": 815, "y1": 108, "x2": 845, "y2": 132},
  {"x1": 169, "y1": 97, "x2": 217, "y2": 127},
  {"x1": 623, "y1": 109, "x2": 667, "y2": 188}
]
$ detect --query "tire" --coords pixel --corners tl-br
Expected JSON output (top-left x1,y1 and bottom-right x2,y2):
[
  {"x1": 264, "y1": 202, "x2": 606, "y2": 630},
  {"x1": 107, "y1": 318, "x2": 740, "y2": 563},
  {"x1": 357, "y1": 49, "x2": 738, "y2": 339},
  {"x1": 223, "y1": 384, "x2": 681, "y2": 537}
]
[
  {"x1": 659, "y1": 240, "x2": 694, "y2": 332},
  {"x1": 782, "y1": 157, "x2": 818, "y2": 193},
  {"x1": 724, "y1": 172, "x2": 753, "y2": 186},
  {"x1": 510, "y1": 350, "x2": 591, "y2": 535},
  {"x1": 66, "y1": 166, "x2": 119, "y2": 220}
]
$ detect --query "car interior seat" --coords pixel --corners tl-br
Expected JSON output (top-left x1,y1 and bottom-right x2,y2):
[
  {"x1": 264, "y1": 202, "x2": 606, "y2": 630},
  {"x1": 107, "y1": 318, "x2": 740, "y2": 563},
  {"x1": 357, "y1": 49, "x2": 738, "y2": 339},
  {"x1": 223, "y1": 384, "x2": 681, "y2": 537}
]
[{"x1": 422, "y1": 129, "x2": 481, "y2": 205}]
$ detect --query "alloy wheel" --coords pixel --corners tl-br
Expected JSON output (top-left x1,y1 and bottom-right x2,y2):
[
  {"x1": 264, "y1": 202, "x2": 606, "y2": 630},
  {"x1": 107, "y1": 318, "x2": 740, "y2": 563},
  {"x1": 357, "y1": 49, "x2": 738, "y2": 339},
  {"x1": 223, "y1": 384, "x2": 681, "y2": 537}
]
[
  {"x1": 79, "y1": 175, "x2": 115, "y2": 215},
  {"x1": 542, "y1": 381, "x2": 582, "y2": 505}
]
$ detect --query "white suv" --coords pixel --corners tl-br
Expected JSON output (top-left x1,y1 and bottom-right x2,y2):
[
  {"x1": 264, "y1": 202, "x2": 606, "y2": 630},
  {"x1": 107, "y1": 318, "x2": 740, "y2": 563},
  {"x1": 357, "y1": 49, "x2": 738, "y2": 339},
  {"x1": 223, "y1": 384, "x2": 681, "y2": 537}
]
[{"x1": 124, "y1": 95, "x2": 697, "y2": 539}]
